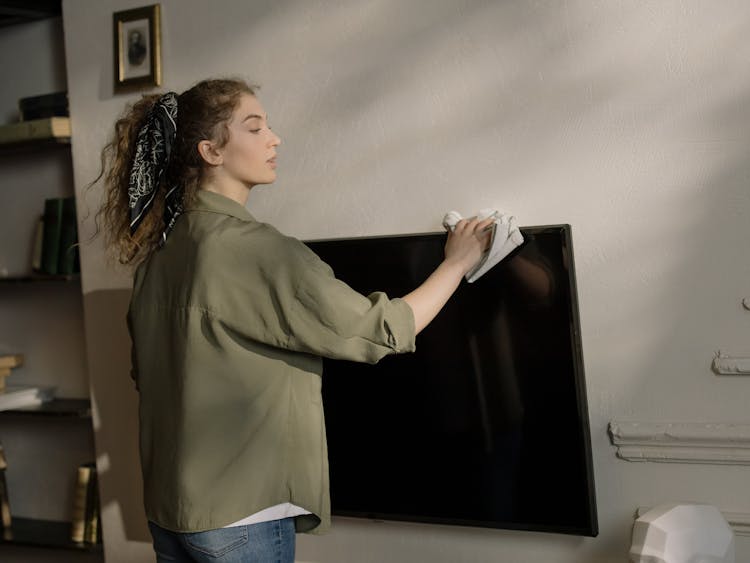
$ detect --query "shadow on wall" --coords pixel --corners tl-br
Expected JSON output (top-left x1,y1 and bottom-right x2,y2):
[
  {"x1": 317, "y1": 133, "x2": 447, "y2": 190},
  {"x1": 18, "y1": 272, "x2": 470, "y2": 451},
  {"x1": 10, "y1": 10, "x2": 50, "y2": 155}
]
[
  {"x1": 82, "y1": 288, "x2": 149, "y2": 542},
  {"x1": 581, "y1": 14, "x2": 750, "y2": 418},
  {"x1": 257, "y1": 0, "x2": 633, "y2": 231}
]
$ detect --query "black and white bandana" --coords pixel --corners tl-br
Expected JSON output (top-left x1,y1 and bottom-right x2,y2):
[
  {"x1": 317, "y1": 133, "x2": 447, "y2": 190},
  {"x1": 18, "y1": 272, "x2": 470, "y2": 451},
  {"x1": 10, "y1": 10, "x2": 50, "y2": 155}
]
[{"x1": 127, "y1": 91, "x2": 183, "y2": 246}]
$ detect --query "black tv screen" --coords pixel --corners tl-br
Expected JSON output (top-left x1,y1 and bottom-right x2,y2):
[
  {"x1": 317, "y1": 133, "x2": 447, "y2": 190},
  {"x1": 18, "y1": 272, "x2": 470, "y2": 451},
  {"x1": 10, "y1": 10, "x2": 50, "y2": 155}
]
[{"x1": 303, "y1": 225, "x2": 598, "y2": 537}]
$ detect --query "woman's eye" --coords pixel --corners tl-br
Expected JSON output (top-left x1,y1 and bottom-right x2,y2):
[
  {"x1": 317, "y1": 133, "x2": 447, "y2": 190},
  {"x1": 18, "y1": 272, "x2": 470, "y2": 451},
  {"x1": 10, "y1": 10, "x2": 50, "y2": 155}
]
[{"x1": 249, "y1": 128, "x2": 261, "y2": 133}]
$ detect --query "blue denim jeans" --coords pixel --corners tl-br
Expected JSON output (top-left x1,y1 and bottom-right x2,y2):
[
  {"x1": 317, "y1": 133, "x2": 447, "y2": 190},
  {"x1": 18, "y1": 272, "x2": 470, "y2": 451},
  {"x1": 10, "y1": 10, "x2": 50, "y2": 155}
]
[{"x1": 148, "y1": 517, "x2": 296, "y2": 563}]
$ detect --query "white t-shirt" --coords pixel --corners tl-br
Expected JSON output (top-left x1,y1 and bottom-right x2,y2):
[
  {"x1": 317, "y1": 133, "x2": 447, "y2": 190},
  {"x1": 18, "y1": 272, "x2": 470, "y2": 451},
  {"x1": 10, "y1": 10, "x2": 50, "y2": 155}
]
[{"x1": 223, "y1": 503, "x2": 312, "y2": 528}]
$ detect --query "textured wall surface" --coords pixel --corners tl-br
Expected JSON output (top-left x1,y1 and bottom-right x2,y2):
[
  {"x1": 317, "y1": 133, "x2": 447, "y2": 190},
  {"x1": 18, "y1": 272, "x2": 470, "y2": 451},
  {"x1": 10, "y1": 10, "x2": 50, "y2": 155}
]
[{"x1": 60, "y1": 1, "x2": 750, "y2": 561}]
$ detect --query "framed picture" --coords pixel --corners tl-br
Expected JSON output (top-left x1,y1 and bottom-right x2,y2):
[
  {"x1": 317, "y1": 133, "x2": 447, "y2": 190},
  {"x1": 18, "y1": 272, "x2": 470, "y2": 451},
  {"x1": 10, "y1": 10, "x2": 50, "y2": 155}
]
[{"x1": 113, "y1": 4, "x2": 162, "y2": 93}]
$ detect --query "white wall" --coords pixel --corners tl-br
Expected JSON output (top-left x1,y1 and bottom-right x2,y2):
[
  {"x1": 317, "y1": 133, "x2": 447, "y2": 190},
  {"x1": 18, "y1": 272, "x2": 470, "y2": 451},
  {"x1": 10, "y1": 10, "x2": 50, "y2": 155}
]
[{"x1": 61, "y1": 1, "x2": 750, "y2": 562}]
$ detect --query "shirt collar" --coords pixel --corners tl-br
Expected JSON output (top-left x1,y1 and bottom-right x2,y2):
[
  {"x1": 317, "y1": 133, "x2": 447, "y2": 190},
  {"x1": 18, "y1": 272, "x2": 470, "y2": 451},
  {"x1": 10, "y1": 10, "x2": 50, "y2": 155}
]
[{"x1": 190, "y1": 189, "x2": 257, "y2": 222}]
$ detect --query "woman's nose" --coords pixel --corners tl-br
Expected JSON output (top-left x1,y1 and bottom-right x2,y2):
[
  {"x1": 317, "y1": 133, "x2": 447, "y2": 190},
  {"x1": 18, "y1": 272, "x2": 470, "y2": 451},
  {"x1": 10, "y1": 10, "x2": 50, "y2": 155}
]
[{"x1": 270, "y1": 130, "x2": 281, "y2": 146}]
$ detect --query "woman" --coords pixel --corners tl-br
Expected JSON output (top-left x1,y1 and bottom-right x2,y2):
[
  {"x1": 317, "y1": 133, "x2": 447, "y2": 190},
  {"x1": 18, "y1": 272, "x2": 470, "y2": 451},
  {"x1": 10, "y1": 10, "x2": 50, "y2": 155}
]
[{"x1": 96, "y1": 77, "x2": 493, "y2": 562}]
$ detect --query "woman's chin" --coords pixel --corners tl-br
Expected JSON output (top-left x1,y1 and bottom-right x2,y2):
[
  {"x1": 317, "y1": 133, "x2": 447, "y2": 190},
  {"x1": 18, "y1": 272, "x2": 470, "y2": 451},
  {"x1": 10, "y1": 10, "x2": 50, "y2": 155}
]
[{"x1": 248, "y1": 173, "x2": 277, "y2": 187}]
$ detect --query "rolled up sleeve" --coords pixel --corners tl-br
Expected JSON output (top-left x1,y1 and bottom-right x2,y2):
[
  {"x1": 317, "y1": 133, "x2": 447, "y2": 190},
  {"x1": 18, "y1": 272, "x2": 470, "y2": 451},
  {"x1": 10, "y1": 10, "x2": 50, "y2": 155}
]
[
  {"x1": 211, "y1": 225, "x2": 416, "y2": 364},
  {"x1": 287, "y1": 253, "x2": 416, "y2": 363}
]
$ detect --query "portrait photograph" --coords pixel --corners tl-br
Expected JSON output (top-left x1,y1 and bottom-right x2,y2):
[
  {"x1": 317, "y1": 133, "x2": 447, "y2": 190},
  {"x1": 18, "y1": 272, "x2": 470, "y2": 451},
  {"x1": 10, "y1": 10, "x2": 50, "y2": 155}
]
[{"x1": 113, "y1": 4, "x2": 162, "y2": 93}]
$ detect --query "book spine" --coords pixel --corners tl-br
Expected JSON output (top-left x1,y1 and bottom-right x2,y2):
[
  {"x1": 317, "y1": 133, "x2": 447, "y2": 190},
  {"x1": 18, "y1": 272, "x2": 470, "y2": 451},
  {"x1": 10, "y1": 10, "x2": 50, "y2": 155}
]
[
  {"x1": 83, "y1": 465, "x2": 100, "y2": 544},
  {"x1": 57, "y1": 196, "x2": 79, "y2": 275},
  {"x1": 32, "y1": 214, "x2": 44, "y2": 272},
  {"x1": 70, "y1": 463, "x2": 91, "y2": 543},
  {"x1": 0, "y1": 443, "x2": 11, "y2": 530},
  {"x1": 41, "y1": 198, "x2": 63, "y2": 275}
]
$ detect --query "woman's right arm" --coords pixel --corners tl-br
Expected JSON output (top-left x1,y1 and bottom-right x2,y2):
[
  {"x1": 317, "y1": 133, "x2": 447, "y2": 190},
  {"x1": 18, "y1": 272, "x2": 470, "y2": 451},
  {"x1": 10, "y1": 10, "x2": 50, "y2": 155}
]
[
  {"x1": 205, "y1": 216, "x2": 495, "y2": 363},
  {"x1": 401, "y1": 216, "x2": 495, "y2": 335}
]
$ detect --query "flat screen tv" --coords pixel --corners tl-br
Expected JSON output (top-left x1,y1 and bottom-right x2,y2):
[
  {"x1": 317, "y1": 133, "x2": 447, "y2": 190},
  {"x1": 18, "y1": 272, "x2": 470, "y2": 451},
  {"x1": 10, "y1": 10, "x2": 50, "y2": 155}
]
[{"x1": 303, "y1": 225, "x2": 597, "y2": 537}]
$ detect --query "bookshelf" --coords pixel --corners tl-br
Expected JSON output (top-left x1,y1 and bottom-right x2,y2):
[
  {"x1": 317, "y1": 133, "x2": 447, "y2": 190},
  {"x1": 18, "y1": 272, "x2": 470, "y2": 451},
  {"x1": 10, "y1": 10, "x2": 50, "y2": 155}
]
[
  {"x1": 0, "y1": 273, "x2": 80, "y2": 284},
  {"x1": 0, "y1": 12, "x2": 102, "y2": 560},
  {"x1": 0, "y1": 398, "x2": 91, "y2": 419},
  {"x1": 1, "y1": 517, "x2": 101, "y2": 552},
  {"x1": 0, "y1": 398, "x2": 100, "y2": 553},
  {"x1": 0, "y1": 133, "x2": 101, "y2": 559},
  {"x1": 0, "y1": 417, "x2": 99, "y2": 553},
  {"x1": 0, "y1": 136, "x2": 70, "y2": 154}
]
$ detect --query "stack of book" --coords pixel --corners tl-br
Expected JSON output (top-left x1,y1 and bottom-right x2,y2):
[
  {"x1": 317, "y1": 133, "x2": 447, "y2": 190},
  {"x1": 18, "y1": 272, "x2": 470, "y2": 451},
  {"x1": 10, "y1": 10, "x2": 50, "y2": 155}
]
[
  {"x1": 70, "y1": 462, "x2": 100, "y2": 545},
  {"x1": 0, "y1": 91, "x2": 69, "y2": 147},
  {"x1": 32, "y1": 196, "x2": 80, "y2": 276},
  {"x1": 0, "y1": 117, "x2": 70, "y2": 146},
  {"x1": 0, "y1": 386, "x2": 55, "y2": 411},
  {"x1": 0, "y1": 354, "x2": 55, "y2": 411}
]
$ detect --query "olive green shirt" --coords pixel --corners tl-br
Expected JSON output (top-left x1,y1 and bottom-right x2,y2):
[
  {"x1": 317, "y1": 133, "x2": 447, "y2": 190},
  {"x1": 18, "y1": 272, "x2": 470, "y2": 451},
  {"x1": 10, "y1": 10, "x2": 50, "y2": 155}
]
[{"x1": 127, "y1": 189, "x2": 416, "y2": 534}]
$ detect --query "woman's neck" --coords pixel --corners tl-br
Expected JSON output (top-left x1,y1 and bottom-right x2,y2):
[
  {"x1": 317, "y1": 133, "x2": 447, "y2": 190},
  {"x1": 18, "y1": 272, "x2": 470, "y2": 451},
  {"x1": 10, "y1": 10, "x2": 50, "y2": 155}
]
[{"x1": 200, "y1": 177, "x2": 253, "y2": 207}]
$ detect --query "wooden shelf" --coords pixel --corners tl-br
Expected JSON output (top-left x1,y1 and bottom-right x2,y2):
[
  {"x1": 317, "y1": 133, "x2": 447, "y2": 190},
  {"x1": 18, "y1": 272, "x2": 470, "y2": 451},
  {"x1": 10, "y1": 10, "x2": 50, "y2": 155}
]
[
  {"x1": 0, "y1": 517, "x2": 101, "y2": 551},
  {"x1": 0, "y1": 1, "x2": 62, "y2": 29},
  {"x1": 0, "y1": 273, "x2": 80, "y2": 284},
  {"x1": 0, "y1": 137, "x2": 70, "y2": 155},
  {"x1": 0, "y1": 398, "x2": 91, "y2": 419}
]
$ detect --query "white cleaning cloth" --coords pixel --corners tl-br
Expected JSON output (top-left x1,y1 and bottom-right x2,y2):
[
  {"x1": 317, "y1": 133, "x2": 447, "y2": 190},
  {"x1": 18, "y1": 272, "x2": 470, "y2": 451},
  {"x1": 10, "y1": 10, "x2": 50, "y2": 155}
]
[{"x1": 442, "y1": 208, "x2": 524, "y2": 283}]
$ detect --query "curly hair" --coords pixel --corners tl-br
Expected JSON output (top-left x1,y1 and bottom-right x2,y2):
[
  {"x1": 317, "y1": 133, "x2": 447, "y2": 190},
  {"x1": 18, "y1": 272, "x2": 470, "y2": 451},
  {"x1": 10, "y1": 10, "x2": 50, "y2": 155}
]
[{"x1": 89, "y1": 77, "x2": 258, "y2": 267}]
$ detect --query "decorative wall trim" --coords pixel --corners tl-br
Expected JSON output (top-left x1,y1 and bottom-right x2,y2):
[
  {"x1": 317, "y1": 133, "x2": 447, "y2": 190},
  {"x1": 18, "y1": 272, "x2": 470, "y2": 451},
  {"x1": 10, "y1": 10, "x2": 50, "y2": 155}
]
[
  {"x1": 609, "y1": 421, "x2": 750, "y2": 465},
  {"x1": 712, "y1": 352, "x2": 750, "y2": 376},
  {"x1": 724, "y1": 511, "x2": 750, "y2": 537},
  {"x1": 637, "y1": 506, "x2": 750, "y2": 537}
]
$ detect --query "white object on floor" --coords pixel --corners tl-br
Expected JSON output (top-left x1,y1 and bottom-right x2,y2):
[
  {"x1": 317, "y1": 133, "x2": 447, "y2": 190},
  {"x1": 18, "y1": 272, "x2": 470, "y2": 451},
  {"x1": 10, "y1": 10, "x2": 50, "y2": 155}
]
[
  {"x1": 442, "y1": 208, "x2": 524, "y2": 283},
  {"x1": 629, "y1": 503, "x2": 735, "y2": 563}
]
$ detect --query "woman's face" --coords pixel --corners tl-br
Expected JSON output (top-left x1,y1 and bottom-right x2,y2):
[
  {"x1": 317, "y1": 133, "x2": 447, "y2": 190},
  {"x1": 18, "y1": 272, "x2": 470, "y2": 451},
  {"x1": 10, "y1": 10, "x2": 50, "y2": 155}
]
[{"x1": 216, "y1": 93, "x2": 281, "y2": 187}]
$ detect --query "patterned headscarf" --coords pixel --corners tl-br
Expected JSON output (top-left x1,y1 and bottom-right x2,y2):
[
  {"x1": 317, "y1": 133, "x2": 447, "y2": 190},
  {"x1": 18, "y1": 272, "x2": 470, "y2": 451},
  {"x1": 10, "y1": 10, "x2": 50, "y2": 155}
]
[{"x1": 127, "y1": 91, "x2": 184, "y2": 247}]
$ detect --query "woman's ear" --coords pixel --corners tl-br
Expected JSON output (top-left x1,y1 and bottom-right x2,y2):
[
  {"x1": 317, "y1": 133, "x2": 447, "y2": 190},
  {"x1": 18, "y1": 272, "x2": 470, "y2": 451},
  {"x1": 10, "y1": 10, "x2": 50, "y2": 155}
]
[{"x1": 197, "y1": 140, "x2": 223, "y2": 166}]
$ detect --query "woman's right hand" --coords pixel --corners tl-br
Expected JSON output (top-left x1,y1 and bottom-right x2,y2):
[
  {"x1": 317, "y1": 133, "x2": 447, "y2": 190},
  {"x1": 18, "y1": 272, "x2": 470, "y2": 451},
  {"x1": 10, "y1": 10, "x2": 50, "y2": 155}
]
[
  {"x1": 443, "y1": 216, "x2": 496, "y2": 276},
  {"x1": 401, "y1": 216, "x2": 496, "y2": 334}
]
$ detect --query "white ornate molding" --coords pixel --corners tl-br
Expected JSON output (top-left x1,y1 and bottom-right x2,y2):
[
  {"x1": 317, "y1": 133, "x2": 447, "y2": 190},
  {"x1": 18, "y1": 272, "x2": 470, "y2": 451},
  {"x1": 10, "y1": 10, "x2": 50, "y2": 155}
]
[
  {"x1": 608, "y1": 421, "x2": 750, "y2": 465},
  {"x1": 723, "y1": 511, "x2": 750, "y2": 536},
  {"x1": 712, "y1": 352, "x2": 750, "y2": 376},
  {"x1": 637, "y1": 506, "x2": 750, "y2": 537}
]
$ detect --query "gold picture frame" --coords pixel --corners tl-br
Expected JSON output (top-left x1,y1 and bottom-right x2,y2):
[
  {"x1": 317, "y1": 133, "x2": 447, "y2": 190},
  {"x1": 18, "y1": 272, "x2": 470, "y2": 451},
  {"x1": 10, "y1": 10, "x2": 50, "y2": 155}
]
[{"x1": 113, "y1": 4, "x2": 162, "y2": 93}]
